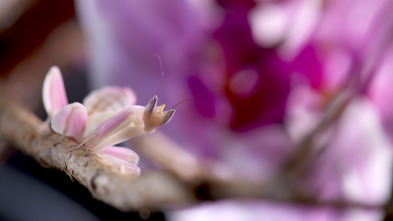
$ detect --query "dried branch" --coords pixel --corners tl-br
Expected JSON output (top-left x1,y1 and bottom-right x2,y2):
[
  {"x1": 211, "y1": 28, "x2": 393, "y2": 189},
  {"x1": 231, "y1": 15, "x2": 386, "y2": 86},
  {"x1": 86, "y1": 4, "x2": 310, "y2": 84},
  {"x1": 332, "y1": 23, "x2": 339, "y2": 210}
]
[{"x1": 0, "y1": 97, "x2": 194, "y2": 211}]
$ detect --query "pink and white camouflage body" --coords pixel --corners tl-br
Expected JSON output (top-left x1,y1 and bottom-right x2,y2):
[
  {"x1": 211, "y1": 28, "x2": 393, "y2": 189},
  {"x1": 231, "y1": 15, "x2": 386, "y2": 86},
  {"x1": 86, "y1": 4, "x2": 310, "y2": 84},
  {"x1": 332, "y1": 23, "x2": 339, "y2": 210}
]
[{"x1": 42, "y1": 66, "x2": 175, "y2": 175}]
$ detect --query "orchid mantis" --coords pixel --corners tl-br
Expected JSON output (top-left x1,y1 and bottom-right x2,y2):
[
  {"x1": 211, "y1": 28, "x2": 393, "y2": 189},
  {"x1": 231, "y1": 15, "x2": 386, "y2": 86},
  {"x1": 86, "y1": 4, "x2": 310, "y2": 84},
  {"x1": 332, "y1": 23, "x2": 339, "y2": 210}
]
[{"x1": 42, "y1": 66, "x2": 175, "y2": 175}]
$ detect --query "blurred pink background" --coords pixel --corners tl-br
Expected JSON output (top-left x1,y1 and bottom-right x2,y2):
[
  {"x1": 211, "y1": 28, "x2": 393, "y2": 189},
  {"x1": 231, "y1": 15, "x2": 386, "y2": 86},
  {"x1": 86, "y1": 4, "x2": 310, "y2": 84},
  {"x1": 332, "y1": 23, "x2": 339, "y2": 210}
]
[{"x1": 1, "y1": 0, "x2": 393, "y2": 220}]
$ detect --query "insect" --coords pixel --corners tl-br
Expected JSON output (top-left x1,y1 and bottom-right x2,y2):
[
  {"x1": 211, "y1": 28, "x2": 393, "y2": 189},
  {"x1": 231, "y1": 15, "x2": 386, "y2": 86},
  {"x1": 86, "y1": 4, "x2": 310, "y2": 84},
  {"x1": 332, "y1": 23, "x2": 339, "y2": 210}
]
[
  {"x1": 43, "y1": 66, "x2": 175, "y2": 153},
  {"x1": 75, "y1": 94, "x2": 175, "y2": 151},
  {"x1": 44, "y1": 57, "x2": 214, "y2": 153}
]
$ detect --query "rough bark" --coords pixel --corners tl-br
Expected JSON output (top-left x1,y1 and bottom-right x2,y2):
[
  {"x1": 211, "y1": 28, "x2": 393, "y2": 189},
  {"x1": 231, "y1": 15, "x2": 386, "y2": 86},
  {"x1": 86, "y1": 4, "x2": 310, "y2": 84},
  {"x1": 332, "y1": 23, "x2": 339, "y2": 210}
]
[{"x1": 0, "y1": 98, "x2": 194, "y2": 211}]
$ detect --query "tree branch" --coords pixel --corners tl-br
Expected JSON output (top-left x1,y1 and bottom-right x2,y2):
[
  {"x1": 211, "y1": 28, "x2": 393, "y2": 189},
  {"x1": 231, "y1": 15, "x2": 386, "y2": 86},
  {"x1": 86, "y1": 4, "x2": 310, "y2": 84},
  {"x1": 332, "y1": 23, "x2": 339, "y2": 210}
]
[{"x1": 0, "y1": 97, "x2": 194, "y2": 211}]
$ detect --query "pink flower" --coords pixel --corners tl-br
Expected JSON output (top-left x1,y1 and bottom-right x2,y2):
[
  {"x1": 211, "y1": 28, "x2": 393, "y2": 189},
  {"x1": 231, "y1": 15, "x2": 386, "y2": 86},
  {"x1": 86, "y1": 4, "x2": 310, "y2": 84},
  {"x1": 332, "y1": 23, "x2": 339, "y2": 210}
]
[
  {"x1": 42, "y1": 66, "x2": 175, "y2": 175},
  {"x1": 76, "y1": 0, "x2": 393, "y2": 220}
]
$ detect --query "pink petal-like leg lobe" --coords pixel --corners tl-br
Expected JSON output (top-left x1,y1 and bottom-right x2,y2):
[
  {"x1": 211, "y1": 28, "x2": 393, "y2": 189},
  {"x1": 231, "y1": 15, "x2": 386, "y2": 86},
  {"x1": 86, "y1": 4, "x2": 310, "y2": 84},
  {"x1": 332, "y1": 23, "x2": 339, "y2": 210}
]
[
  {"x1": 99, "y1": 146, "x2": 141, "y2": 175},
  {"x1": 83, "y1": 86, "x2": 137, "y2": 115},
  {"x1": 99, "y1": 146, "x2": 139, "y2": 165},
  {"x1": 51, "y1": 103, "x2": 87, "y2": 141},
  {"x1": 42, "y1": 66, "x2": 68, "y2": 117}
]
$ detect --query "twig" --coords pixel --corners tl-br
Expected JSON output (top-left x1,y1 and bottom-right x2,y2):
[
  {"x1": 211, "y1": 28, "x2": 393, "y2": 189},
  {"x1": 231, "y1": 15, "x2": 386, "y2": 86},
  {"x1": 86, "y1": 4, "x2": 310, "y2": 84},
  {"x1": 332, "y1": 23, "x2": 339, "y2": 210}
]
[{"x1": 0, "y1": 97, "x2": 194, "y2": 211}]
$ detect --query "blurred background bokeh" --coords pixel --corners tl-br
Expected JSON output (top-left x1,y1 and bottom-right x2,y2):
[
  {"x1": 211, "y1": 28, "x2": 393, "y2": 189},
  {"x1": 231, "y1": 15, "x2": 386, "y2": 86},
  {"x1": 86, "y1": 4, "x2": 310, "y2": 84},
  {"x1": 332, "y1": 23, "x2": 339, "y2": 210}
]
[{"x1": 1, "y1": 0, "x2": 393, "y2": 220}]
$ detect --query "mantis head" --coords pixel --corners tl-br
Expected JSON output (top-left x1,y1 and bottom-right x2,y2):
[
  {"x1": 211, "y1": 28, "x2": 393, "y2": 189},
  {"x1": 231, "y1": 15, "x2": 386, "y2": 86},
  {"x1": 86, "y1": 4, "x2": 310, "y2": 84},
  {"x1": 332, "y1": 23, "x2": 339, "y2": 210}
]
[{"x1": 143, "y1": 95, "x2": 175, "y2": 132}]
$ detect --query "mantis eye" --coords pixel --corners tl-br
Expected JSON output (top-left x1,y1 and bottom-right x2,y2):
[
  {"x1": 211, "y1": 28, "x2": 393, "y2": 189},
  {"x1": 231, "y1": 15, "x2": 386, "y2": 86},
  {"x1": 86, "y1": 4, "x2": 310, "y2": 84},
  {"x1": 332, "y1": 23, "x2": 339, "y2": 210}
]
[
  {"x1": 162, "y1": 110, "x2": 175, "y2": 125},
  {"x1": 145, "y1": 95, "x2": 158, "y2": 114}
]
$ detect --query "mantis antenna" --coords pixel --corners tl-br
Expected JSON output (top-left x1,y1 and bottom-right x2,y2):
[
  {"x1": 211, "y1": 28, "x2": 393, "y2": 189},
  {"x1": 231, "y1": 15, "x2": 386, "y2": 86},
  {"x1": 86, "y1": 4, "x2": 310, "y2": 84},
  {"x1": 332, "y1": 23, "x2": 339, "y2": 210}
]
[
  {"x1": 153, "y1": 53, "x2": 220, "y2": 110},
  {"x1": 169, "y1": 88, "x2": 220, "y2": 110},
  {"x1": 154, "y1": 53, "x2": 166, "y2": 106}
]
